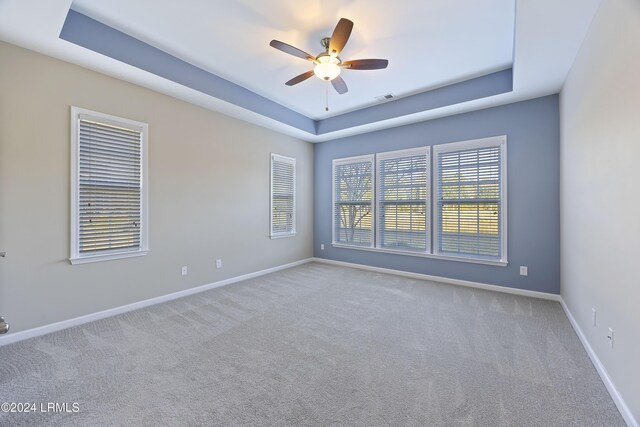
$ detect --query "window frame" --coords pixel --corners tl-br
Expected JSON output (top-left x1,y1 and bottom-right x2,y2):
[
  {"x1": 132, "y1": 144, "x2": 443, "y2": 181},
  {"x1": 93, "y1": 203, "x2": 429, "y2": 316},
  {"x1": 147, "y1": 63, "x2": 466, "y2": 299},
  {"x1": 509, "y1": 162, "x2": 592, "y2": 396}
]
[
  {"x1": 69, "y1": 106, "x2": 149, "y2": 265},
  {"x1": 332, "y1": 154, "x2": 375, "y2": 248},
  {"x1": 270, "y1": 153, "x2": 296, "y2": 239},
  {"x1": 432, "y1": 135, "x2": 507, "y2": 264},
  {"x1": 330, "y1": 136, "x2": 507, "y2": 267},
  {"x1": 375, "y1": 147, "x2": 431, "y2": 254}
]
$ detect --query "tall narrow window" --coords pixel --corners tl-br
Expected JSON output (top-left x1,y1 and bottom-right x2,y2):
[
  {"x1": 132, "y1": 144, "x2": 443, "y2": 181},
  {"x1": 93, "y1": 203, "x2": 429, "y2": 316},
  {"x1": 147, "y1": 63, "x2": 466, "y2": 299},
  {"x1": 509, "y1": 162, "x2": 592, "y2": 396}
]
[
  {"x1": 434, "y1": 136, "x2": 506, "y2": 261},
  {"x1": 270, "y1": 154, "x2": 296, "y2": 238},
  {"x1": 377, "y1": 147, "x2": 430, "y2": 252},
  {"x1": 333, "y1": 155, "x2": 374, "y2": 247},
  {"x1": 70, "y1": 107, "x2": 148, "y2": 264}
]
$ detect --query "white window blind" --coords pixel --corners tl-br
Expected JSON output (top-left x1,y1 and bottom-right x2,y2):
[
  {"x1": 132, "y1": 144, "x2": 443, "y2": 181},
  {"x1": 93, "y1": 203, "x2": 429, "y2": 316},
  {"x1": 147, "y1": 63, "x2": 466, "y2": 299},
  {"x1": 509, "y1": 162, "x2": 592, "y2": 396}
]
[
  {"x1": 333, "y1": 155, "x2": 374, "y2": 247},
  {"x1": 270, "y1": 154, "x2": 296, "y2": 237},
  {"x1": 70, "y1": 107, "x2": 148, "y2": 264},
  {"x1": 434, "y1": 136, "x2": 506, "y2": 261},
  {"x1": 377, "y1": 148, "x2": 430, "y2": 252}
]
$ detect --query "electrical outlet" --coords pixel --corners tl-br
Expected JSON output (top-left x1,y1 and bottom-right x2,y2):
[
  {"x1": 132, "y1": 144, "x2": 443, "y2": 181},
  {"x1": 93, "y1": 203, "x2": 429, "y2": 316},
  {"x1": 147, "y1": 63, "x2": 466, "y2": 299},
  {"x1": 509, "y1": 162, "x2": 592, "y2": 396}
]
[
  {"x1": 519, "y1": 266, "x2": 528, "y2": 276},
  {"x1": 607, "y1": 328, "x2": 614, "y2": 349},
  {"x1": 181, "y1": 266, "x2": 188, "y2": 276},
  {"x1": 320, "y1": 243, "x2": 325, "y2": 250},
  {"x1": 216, "y1": 259, "x2": 222, "y2": 269},
  {"x1": 592, "y1": 308, "x2": 597, "y2": 327}
]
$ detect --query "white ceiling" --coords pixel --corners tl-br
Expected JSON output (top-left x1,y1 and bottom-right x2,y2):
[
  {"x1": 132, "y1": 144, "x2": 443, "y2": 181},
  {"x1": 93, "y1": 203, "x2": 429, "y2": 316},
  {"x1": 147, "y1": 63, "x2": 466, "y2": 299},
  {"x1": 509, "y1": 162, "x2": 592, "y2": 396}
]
[
  {"x1": 71, "y1": 0, "x2": 515, "y2": 120},
  {"x1": 0, "y1": 0, "x2": 602, "y2": 142}
]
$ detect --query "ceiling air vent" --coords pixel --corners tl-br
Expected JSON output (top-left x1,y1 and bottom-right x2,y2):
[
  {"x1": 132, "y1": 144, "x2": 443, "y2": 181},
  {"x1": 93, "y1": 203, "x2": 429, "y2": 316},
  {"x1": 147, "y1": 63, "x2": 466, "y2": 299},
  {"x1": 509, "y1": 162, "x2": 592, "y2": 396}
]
[{"x1": 375, "y1": 93, "x2": 394, "y2": 102}]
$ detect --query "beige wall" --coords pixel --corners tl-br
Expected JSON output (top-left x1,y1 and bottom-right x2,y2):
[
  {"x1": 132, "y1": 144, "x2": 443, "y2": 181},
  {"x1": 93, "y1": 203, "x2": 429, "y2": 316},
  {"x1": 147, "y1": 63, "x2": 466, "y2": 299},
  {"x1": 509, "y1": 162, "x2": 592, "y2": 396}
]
[
  {"x1": 560, "y1": 0, "x2": 640, "y2": 422},
  {"x1": 0, "y1": 41, "x2": 313, "y2": 333}
]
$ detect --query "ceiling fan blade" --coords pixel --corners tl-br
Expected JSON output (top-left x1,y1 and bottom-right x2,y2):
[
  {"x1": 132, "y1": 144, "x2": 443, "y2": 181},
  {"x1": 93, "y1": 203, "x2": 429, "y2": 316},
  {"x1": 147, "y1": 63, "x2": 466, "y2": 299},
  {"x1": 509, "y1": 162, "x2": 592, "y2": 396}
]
[
  {"x1": 285, "y1": 70, "x2": 315, "y2": 86},
  {"x1": 269, "y1": 40, "x2": 315, "y2": 61},
  {"x1": 342, "y1": 59, "x2": 389, "y2": 70},
  {"x1": 331, "y1": 76, "x2": 348, "y2": 94},
  {"x1": 328, "y1": 18, "x2": 353, "y2": 55}
]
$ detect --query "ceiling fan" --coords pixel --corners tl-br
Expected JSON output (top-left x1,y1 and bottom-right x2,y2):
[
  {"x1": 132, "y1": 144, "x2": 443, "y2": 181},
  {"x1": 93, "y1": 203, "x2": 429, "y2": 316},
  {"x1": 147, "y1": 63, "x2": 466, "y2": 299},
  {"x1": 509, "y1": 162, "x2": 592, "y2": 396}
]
[{"x1": 269, "y1": 18, "x2": 389, "y2": 96}]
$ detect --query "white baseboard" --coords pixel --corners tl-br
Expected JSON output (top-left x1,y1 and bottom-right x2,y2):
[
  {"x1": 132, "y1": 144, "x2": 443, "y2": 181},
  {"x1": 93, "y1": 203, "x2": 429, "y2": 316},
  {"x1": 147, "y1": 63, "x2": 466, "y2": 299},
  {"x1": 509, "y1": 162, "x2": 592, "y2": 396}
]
[
  {"x1": 559, "y1": 299, "x2": 637, "y2": 427},
  {"x1": 0, "y1": 258, "x2": 313, "y2": 347},
  {"x1": 312, "y1": 257, "x2": 561, "y2": 301}
]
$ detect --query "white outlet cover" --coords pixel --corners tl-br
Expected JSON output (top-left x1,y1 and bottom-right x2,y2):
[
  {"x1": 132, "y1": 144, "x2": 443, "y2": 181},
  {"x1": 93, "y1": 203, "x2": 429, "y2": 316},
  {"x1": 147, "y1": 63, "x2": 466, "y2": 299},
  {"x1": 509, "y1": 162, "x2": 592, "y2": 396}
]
[
  {"x1": 181, "y1": 266, "x2": 188, "y2": 275},
  {"x1": 519, "y1": 266, "x2": 528, "y2": 276}
]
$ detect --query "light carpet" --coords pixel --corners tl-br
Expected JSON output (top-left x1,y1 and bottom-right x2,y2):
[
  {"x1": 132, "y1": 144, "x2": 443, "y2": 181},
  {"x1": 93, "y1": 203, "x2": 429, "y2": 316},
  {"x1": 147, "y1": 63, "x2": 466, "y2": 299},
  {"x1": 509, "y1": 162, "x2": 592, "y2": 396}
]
[{"x1": 0, "y1": 262, "x2": 624, "y2": 426}]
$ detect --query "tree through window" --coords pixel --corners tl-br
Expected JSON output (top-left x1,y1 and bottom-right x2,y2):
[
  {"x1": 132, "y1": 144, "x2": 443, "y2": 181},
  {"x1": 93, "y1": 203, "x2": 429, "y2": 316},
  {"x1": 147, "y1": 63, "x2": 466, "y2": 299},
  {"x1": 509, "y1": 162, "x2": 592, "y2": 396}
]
[{"x1": 333, "y1": 156, "x2": 374, "y2": 246}]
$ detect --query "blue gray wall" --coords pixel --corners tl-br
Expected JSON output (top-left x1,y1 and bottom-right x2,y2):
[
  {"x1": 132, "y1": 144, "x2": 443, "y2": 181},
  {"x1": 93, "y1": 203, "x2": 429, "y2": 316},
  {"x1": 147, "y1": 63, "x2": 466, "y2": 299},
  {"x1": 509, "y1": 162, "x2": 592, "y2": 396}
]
[{"x1": 314, "y1": 95, "x2": 560, "y2": 294}]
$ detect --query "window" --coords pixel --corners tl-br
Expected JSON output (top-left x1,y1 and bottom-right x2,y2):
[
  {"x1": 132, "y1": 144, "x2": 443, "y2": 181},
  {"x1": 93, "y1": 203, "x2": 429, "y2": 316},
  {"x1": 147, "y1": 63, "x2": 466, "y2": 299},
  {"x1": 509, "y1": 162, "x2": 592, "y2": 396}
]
[
  {"x1": 377, "y1": 147, "x2": 430, "y2": 253},
  {"x1": 333, "y1": 155, "x2": 374, "y2": 247},
  {"x1": 70, "y1": 107, "x2": 148, "y2": 264},
  {"x1": 331, "y1": 136, "x2": 507, "y2": 265},
  {"x1": 270, "y1": 154, "x2": 296, "y2": 238},
  {"x1": 434, "y1": 136, "x2": 506, "y2": 262}
]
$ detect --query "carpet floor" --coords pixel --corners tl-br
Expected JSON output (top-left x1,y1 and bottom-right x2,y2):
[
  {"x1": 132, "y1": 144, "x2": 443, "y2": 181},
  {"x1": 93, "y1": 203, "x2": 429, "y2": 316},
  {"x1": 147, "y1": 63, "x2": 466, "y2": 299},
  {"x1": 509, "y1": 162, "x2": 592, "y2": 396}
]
[{"x1": 0, "y1": 262, "x2": 624, "y2": 426}]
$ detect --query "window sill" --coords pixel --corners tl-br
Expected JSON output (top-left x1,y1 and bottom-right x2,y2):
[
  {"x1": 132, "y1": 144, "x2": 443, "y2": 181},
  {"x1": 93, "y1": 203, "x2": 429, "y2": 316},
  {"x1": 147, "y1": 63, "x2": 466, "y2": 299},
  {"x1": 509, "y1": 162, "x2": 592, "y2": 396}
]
[
  {"x1": 331, "y1": 243, "x2": 508, "y2": 267},
  {"x1": 70, "y1": 250, "x2": 148, "y2": 265},
  {"x1": 270, "y1": 232, "x2": 296, "y2": 240}
]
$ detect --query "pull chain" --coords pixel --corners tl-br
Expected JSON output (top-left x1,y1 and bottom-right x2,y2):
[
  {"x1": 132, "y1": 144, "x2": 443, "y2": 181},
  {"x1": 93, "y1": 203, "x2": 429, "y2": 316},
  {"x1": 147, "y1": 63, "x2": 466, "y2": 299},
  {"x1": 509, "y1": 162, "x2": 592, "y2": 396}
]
[{"x1": 325, "y1": 81, "x2": 329, "y2": 112}]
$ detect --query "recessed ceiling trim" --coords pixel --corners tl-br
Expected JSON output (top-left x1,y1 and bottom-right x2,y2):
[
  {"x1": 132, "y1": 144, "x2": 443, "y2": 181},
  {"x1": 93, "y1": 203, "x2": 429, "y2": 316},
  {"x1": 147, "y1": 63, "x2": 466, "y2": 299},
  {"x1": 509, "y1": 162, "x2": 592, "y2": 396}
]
[
  {"x1": 0, "y1": 0, "x2": 602, "y2": 143},
  {"x1": 316, "y1": 69, "x2": 513, "y2": 134},
  {"x1": 59, "y1": 8, "x2": 513, "y2": 138},
  {"x1": 59, "y1": 9, "x2": 316, "y2": 134}
]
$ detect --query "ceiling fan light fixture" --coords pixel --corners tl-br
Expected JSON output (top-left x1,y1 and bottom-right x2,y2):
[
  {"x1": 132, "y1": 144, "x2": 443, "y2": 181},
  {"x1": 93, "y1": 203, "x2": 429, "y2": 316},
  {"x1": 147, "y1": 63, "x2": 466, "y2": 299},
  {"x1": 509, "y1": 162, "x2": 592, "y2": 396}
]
[
  {"x1": 314, "y1": 55, "x2": 341, "y2": 81},
  {"x1": 271, "y1": 18, "x2": 388, "y2": 97}
]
